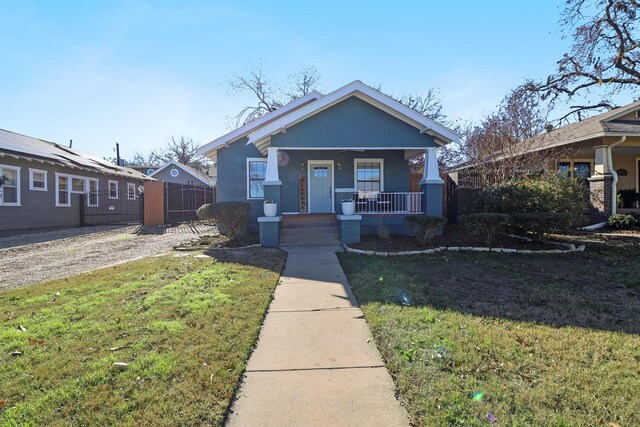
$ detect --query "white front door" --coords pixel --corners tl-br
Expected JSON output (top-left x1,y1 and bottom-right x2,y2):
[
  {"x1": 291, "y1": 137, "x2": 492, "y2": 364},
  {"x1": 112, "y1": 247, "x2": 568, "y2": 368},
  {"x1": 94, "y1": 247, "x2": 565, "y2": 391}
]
[{"x1": 308, "y1": 161, "x2": 333, "y2": 213}]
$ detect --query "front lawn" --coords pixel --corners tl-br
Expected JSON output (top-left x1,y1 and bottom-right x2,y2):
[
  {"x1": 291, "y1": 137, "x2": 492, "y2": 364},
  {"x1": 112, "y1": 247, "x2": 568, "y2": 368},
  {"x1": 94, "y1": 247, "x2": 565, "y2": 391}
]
[
  {"x1": 0, "y1": 248, "x2": 285, "y2": 425},
  {"x1": 338, "y1": 235, "x2": 640, "y2": 426}
]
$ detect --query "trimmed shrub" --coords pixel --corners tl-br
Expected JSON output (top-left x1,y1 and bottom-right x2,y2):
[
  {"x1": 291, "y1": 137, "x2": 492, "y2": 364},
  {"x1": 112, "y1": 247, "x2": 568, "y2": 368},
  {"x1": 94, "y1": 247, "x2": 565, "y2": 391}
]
[
  {"x1": 405, "y1": 216, "x2": 447, "y2": 247},
  {"x1": 197, "y1": 201, "x2": 251, "y2": 240},
  {"x1": 512, "y1": 212, "x2": 573, "y2": 241},
  {"x1": 607, "y1": 213, "x2": 638, "y2": 229},
  {"x1": 459, "y1": 213, "x2": 511, "y2": 246},
  {"x1": 475, "y1": 174, "x2": 587, "y2": 222}
]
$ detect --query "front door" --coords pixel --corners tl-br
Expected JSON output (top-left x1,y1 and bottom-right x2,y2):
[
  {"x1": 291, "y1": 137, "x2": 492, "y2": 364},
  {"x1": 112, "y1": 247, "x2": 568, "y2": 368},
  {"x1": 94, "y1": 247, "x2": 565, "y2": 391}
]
[{"x1": 308, "y1": 161, "x2": 333, "y2": 213}]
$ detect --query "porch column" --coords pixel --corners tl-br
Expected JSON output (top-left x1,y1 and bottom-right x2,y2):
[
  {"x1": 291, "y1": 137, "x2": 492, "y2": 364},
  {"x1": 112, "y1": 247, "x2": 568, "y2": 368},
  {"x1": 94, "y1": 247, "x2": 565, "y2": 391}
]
[
  {"x1": 588, "y1": 145, "x2": 613, "y2": 221},
  {"x1": 263, "y1": 147, "x2": 282, "y2": 216},
  {"x1": 420, "y1": 147, "x2": 444, "y2": 217}
]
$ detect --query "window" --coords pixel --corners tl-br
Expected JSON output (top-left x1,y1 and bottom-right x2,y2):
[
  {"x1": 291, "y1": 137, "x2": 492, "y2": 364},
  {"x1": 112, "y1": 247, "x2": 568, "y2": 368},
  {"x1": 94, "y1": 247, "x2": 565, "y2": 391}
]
[
  {"x1": 635, "y1": 109, "x2": 640, "y2": 119},
  {"x1": 558, "y1": 160, "x2": 592, "y2": 183},
  {"x1": 313, "y1": 166, "x2": 328, "y2": 178},
  {"x1": 170, "y1": 168, "x2": 179, "y2": 177},
  {"x1": 71, "y1": 177, "x2": 85, "y2": 193},
  {"x1": 29, "y1": 169, "x2": 47, "y2": 191},
  {"x1": 0, "y1": 165, "x2": 20, "y2": 206},
  {"x1": 354, "y1": 159, "x2": 384, "y2": 193},
  {"x1": 108, "y1": 180, "x2": 118, "y2": 199},
  {"x1": 247, "y1": 158, "x2": 267, "y2": 199},
  {"x1": 127, "y1": 183, "x2": 136, "y2": 200},
  {"x1": 87, "y1": 179, "x2": 99, "y2": 207},
  {"x1": 56, "y1": 174, "x2": 70, "y2": 207}
]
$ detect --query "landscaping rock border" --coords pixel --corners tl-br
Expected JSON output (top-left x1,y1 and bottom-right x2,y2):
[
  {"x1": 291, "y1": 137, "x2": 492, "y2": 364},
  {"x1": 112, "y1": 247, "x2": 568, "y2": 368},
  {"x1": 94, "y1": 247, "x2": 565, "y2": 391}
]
[{"x1": 343, "y1": 240, "x2": 585, "y2": 256}]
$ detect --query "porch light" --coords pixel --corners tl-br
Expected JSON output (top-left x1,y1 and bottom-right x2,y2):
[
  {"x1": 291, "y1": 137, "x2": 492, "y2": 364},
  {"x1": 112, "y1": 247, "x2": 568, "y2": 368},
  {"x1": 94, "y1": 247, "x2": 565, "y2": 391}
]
[
  {"x1": 300, "y1": 162, "x2": 305, "y2": 170},
  {"x1": 337, "y1": 162, "x2": 342, "y2": 170}
]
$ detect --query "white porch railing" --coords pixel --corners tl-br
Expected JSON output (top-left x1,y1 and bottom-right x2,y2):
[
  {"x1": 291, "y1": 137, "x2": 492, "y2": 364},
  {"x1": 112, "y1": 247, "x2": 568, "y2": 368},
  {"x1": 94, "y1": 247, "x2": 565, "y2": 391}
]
[{"x1": 352, "y1": 192, "x2": 423, "y2": 214}]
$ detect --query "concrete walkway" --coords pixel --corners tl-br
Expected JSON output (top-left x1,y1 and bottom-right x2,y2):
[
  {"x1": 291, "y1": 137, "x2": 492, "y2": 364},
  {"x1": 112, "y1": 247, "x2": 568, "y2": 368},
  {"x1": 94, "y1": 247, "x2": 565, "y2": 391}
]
[{"x1": 226, "y1": 246, "x2": 409, "y2": 427}]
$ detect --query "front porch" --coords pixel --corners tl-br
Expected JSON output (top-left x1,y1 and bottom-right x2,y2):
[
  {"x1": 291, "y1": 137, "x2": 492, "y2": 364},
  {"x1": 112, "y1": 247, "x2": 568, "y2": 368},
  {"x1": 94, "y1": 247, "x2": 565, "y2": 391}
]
[
  {"x1": 257, "y1": 146, "x2": 444, "y2": 247},
  {"x1": 562, "y1": 136, "x2": 640, "y2": 221}
]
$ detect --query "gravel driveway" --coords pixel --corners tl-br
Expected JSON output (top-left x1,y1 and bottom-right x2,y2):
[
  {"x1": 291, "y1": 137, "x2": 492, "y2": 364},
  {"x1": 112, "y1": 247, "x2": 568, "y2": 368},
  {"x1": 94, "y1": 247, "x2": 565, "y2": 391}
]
[{"x1": 0, "y1": 224, "x2": 218, "y2": 290}]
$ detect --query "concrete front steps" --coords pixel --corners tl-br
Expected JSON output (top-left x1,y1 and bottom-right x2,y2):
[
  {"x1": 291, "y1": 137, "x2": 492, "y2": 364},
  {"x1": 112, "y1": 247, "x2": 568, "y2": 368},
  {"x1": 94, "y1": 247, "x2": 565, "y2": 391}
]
[{"x1": 281, "y1": 214, "x2": 340, "y2": 246}]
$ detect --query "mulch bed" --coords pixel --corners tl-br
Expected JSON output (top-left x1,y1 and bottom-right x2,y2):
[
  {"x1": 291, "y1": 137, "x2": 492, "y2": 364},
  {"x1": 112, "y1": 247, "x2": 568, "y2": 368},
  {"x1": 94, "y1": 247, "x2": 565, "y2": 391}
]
[
  {"x1": 174, "y1": 232, "x2": 260, "y2": 250},
  {"x1": 351, "y1": 226, "x2": 560, "y2": 252}
]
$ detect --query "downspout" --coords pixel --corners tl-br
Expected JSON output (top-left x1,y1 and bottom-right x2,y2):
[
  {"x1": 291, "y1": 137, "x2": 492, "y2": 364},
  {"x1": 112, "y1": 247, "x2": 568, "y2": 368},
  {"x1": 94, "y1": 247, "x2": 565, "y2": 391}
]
[{"x1": 607, "y1": 135, "x2": 626, "y2": 216}]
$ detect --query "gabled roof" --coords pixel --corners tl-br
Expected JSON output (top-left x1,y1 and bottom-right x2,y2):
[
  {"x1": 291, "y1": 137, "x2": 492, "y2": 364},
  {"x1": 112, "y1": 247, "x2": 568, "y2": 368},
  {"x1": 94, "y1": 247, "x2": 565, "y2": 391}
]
[
  {"x1": 197, "y1": 81, "x2": 462, "y2": 158},
  {"x1": 446, "y1": 99, "x2": 640, "y2": 172},
  {"x1": 530, "y1": 99, "x2": 640, "y2": 151},
  {"x1": 0, "y1": 128, "x2": 152, "y2": 180},
  {"x1": 149, "y1": 159, "x2": 215, "y2": 186},
  {"x1": 197, "y1": 91, "x2": 323, "y2": 156},
  {"x1": 246, "y1": 81, "x2": 461, "y2": 151}
]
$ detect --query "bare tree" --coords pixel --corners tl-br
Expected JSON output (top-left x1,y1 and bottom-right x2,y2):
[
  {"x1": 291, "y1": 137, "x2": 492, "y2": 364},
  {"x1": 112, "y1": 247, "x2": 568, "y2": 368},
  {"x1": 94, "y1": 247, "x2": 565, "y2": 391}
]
[
  {"x1": 132, "y1": 136, "x2": 212, "y2": 173},
  {"x1": 396, "y1": 88, "x2": 446, "y2": 121},
  {"x1": 229, "y1": 65, "x2": 321, "y2": 127},
  {"x1": 460, "y1": 88, "x2": 560, "y2": 184},
  {"x1": 526, "y1": 0, "x2": 640, "y2": 123}
]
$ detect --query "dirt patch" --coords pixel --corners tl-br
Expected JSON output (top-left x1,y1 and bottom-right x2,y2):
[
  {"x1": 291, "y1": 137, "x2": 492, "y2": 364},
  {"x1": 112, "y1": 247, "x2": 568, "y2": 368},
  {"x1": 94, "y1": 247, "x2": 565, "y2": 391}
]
[
  {"x1": 0, "y1": 224, "x2": 218, "y2": 290},
  {"x1": 174, "y1": 232, "x2": 260, "y2": 250},
  {"x1": 352, "y1": 226, "x2": 560, "y2": 252}
]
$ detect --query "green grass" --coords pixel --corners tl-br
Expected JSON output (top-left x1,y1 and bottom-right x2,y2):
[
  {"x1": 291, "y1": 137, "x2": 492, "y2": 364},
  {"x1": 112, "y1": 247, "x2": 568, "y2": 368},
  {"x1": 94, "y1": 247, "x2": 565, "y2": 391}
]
[
  {"x1": 0, "y1": 248, "x2": 285, "y2": 426},
  {"x1": 338, "y1": 236, "x2": 640, "y2": 426}
]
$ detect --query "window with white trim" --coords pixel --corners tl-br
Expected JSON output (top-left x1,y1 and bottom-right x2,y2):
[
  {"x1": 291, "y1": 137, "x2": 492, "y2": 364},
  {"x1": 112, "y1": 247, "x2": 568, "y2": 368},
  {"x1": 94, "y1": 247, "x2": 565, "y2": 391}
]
[
  {"x1": 354, "y1": 159, "x2": 384, "y2": 193},
  {"x1": 108, "y1": 180, "x2": 118, "y2": 199},
  {"x1": 247, "y1": 158, "x2": 267, "y2": 199},
  {"x1": 29, "y1": 169, "x2": 47, "y2": 191},
  {"x1": 71, "y1": 177, "x2": 85, "y2": 193},
  {"x1": 127, "y1": 183, "x2": 136, "y2": 200},
  {"x1": 87, "y1": 178, "x2": 99, "y2": 207},
  {"x1": 0, "y1": 165, "x2": 20, "y2": 206},
  {"x1": 56, "y1": 174, "x2": 70, "y2": 207}
]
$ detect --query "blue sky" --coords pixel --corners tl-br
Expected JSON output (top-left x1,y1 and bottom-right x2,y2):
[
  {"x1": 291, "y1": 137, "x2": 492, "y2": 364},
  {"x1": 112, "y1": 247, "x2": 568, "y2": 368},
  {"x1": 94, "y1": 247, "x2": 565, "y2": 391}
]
[{"x1": 0, "y1": 0, "x2": 598, "y2": 160}]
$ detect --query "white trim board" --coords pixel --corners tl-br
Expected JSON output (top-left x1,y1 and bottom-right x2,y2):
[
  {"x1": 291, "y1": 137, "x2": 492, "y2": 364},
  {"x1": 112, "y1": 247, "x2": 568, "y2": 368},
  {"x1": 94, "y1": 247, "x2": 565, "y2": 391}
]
[
  {"x1": 246, "y1": 81, "x2": 461, "y2": 148},
  {"x1": 307, "y1": 160, "x2": 335, "y2": 213}
]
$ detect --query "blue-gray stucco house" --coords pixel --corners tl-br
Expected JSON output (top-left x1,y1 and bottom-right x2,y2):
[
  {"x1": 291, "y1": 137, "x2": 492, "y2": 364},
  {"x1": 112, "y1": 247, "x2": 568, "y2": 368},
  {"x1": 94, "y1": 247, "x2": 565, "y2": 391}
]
[{"x1": 197, "y1": 81, "x2": 461, "y2": 247}]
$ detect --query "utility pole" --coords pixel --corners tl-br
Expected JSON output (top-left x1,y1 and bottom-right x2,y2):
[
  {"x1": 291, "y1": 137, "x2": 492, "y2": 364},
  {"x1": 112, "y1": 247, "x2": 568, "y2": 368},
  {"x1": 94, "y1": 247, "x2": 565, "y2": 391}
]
[
  {"x1": 69, "y1": 139, "x2": 73, "y2": 148},
  {"x1": 115, "y1": 142, "x2": 121, "y2": 166}
]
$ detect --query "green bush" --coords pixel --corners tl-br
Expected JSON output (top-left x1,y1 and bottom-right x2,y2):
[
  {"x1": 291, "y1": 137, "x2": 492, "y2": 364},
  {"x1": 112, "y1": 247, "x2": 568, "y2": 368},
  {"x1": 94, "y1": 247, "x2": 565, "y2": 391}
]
[
  {"x1": 607, "y1": 213, "x2": 638, "y2": 230},
  {"x1": 475, "y1": 174, "x2": 587, "y2": 222},
  {"x1": 197, "y1": 201, "x2": 251, "y2": 240},
  {"x1": 405, "y1": 216, "x2": 447, "y2": 247},
  {"x1": 459, "y1": 213, "x2": 511, "y2": 245},
  {"x1": 512, "y1": 212, "x2": 573, "y2": 241}
]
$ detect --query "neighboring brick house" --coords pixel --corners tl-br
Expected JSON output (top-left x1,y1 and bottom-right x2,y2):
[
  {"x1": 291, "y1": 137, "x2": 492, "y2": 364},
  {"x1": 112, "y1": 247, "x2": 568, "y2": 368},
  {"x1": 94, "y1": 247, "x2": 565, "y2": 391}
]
[
  {"x1": 447, "y1": 100, "x2": 640, "y2": 222},
  {"x1": 0, "y1": 129, "x2": 152, "y2": 234}
]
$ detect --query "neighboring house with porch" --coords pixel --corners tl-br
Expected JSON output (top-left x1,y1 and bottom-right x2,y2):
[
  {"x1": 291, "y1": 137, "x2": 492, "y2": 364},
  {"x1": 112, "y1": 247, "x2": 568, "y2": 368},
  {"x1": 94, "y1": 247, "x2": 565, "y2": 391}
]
[
  {"x1": 447, "y1": 100, "x2": 640, "y2": 222},
  {"x1": 0, "y1": 128, "x2": 151, "y2": 234},
  {"x1": 197, "y1": 80, "x2": 461, "y2": 247}
]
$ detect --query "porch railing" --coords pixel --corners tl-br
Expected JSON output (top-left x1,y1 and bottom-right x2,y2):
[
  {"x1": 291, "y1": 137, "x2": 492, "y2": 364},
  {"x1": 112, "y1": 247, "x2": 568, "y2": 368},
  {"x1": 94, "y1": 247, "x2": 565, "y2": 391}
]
[{"x1": 352, "y1": 192, "x2": 423, "y2": 214}]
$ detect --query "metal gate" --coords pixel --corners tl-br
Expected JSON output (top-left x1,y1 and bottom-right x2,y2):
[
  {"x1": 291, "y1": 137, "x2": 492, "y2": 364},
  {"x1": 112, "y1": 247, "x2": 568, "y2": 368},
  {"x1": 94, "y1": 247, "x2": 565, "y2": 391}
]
[
  {"x1": 80, "y1": 188, "x2": 143, "y2": 226},
  {"x1": 165, "y1": 182, "x2": 215, "y2": 223}
]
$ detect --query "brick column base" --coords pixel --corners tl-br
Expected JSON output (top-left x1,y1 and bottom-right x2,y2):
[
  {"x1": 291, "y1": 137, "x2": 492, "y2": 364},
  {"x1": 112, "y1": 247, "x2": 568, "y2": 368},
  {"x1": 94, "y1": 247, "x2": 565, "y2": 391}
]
[
  {"x1": 337, "y1": 215, "x2": 361, "y2": 245},
  {"x1": 588, "y1": 174, "x2": 613, "y2": 222},
  {"x1": 258, "y1": 216, "x2": 281, "y2": 248}
]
